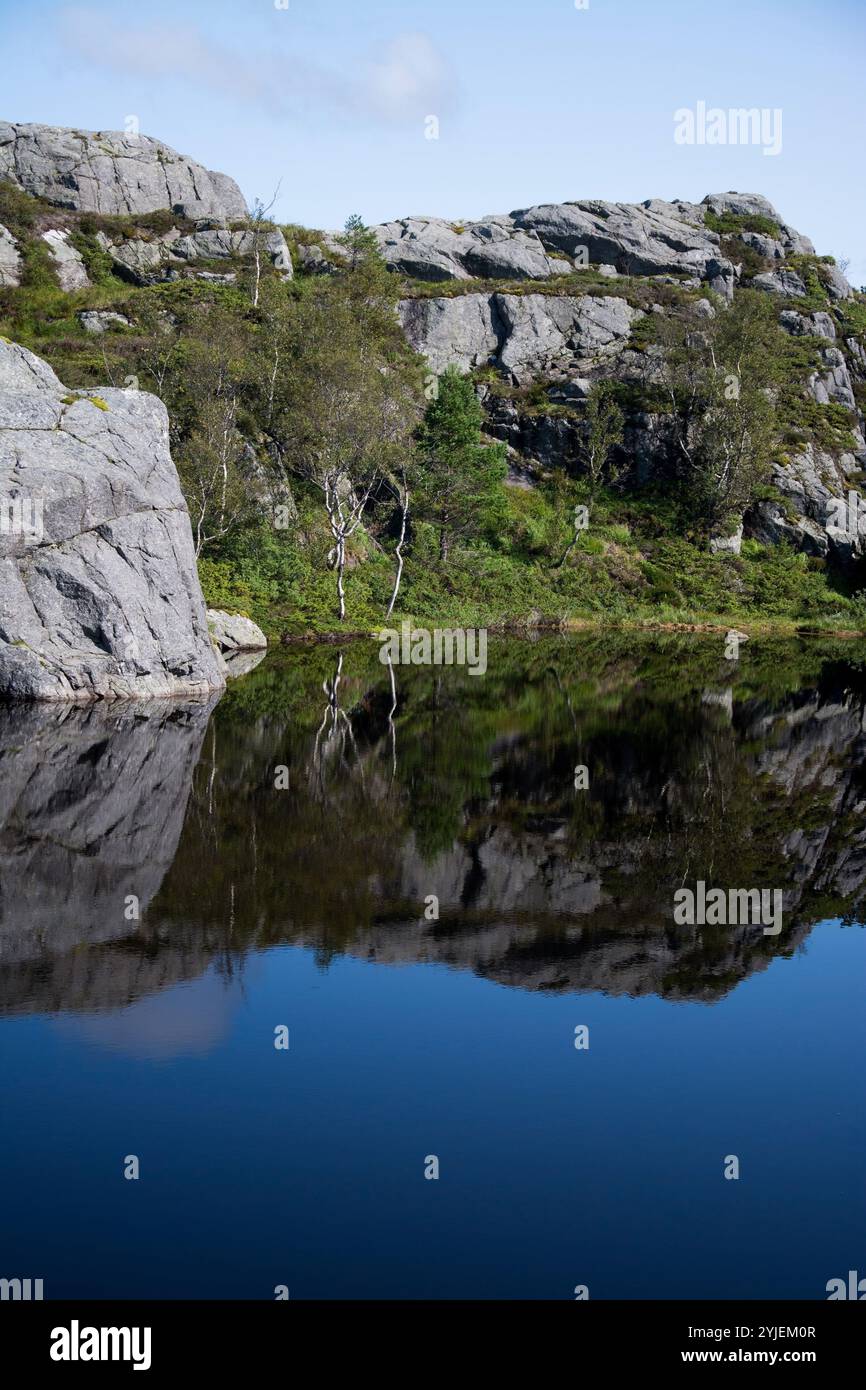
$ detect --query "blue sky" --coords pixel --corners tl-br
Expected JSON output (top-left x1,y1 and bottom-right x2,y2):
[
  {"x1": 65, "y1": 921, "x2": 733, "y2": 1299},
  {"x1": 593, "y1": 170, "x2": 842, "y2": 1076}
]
[{"x1": 2, "y1": 0, "x2": 864, "y2": 281}]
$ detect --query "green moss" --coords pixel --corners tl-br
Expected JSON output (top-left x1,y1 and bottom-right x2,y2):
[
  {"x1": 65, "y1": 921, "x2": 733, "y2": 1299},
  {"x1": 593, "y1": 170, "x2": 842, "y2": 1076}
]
[
  {"x1": 59, "y1": 392, "x2": 110, "y2": 410},
  {"x1": 402, "y1": 271, "x2": 696, "y2": 314}
]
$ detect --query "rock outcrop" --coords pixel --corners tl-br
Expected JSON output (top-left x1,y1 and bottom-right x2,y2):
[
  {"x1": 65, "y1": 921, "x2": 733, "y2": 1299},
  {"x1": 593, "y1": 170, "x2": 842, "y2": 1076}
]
[
  {"x1": 400, "y1": 292, "x2": 637, "y2": 381},
  {"x1": 374, "y1": 195, "x2": 744, "y2": 298},
  {"x1": 41, "y1": 228, "x2": 90, "y2": 291},
  {"x1": 96, "y1": 223, "x2": 292, "y2": 286},
  {"x1": 0, "y1": 339, "x2": 226, "y2": 701},
  {"x1": 374, "y1": 215, "x2": 571, "y2": 282},
  {"x1": 76, "y1": 309, "x2": 131, "y2": 334},
  {"x1": 0, "y1": 122, "x2": 247, "y2": 219},
  {"x1": 512, "y1": 196, "x2": 734, "y2": 293},
  {"x1": 393, "y1": 189, "x2": 864, "y2": 565}
]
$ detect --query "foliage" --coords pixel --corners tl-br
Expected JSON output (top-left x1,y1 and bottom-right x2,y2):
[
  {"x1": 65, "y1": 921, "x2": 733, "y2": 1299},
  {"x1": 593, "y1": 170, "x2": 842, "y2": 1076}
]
[
  {"x1": 414, "y1": 365, "x2": 508, "y2": 565},
  {"x1": 2, "y1": 182, "x2": 866, "y2": 636}
]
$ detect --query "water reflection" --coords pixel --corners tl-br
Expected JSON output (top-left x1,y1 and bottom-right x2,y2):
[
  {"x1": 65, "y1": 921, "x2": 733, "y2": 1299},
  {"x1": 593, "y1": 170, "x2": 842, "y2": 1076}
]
[{"x1": 2, "y1": 636, "x2": 866, "y2": 1016}]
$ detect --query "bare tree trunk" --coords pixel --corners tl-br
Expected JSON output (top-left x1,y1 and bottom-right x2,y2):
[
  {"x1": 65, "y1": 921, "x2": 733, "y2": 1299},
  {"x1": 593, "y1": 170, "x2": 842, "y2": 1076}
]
[
  {"x1": 267, "y1": 344, "x2": 280, "y2": 427},
  {"x1": 386, "y1": 485, "x2": 409, "y2": 618},
  {"x1": 439, "y1": 528, "x2": 449, "y2": 566},
  {"x1": 336, "y1": 535, "x2": 347, "y2": 621},
  {"x1": 252, "y1": 238, "x2": 262, "y2": 308},
  {"x1": 386, "y1": 653, "x2": 398, "y2": 778}
]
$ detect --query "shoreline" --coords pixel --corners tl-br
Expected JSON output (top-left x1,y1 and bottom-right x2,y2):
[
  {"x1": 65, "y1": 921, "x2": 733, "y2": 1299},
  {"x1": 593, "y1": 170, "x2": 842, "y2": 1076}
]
[{"x1": 277, "y1": 617, "x2": 866, "y2": 644}]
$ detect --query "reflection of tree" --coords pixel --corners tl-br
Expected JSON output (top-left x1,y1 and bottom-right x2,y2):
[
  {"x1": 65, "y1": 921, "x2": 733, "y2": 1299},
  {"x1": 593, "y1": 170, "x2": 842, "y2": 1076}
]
[
  {"x1": 9, "y1": 636, "x2": 864, "y2": 1013},
  {"x1": 390, "y1": 670, "x2": 499, "y2": 861},
  {"x1": 312, "y1": 653, "x2": 363, "y2": 795},
  {"x1": 153, "y1": 637, "x2": 866, "y2": 957}
]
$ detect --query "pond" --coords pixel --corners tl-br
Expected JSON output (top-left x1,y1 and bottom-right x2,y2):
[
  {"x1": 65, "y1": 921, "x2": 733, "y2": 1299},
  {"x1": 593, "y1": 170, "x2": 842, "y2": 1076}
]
[{"x1": 1, "y1": 634, "x2": 864, "y2": 1299}]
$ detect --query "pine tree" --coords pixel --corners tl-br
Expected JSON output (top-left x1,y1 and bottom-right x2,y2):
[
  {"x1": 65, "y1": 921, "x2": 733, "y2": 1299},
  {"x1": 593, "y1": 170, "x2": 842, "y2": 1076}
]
[{"x1": 416, "y1": 367, "x2": 507, "y2": 567}]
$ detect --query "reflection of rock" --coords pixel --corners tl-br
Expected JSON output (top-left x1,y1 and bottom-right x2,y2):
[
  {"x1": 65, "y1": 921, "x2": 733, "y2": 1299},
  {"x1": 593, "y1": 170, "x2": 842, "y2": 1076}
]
[
  {"x1": 0, "y1": 697, "x2": 215, "y2": 984},
  {"x1": 290, "y1": 677, "x2": 866, "y2": 998},
  {"x1": 3, "y1": 653, "x2": 866, "y2": 1014},
  {"x1": 223, "y1": 648, "x2": 268, "y2": 680}
]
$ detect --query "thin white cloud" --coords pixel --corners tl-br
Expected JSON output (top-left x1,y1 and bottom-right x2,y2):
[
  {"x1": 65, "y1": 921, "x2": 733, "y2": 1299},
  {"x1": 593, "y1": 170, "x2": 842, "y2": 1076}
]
[
  {"x1": 59, "y1": 7, "x2": 455, "y2": 125},
  {"x1": 365, "y1": 33, "x2": 454, "y2": 120}
]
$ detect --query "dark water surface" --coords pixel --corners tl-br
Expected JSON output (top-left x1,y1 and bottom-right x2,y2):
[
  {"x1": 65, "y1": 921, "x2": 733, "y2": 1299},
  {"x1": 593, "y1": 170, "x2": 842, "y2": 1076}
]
[{"x1": 1, "y1": 634, "x2": 864, "y2": 1299}]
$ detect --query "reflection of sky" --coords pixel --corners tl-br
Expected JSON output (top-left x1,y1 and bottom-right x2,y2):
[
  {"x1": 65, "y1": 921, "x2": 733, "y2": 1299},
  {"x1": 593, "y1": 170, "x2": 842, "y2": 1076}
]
[
  {"x1": 1, "y1": 923, "x2": 863, "y2": 1298},
  {"x1": 51, "y1": 965, "x2": 253, "y2": 1060}
]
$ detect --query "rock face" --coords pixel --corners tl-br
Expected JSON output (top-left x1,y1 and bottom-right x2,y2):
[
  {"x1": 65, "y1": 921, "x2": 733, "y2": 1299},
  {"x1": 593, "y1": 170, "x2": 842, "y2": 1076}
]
[
  {"x1": 400, "y1": 292, "x2": 637, "y2": 381},
  {"x1": 374, "y1": 215, "x2": 571, "y2": 282},
  {"x1": 393, "y1": 188, "x2": 864, "y2": 563},
  {"x1": 0, "y1": 122, "x2": 247, "y2": 219},
  {"x1": 512, "y1": 197, "x2": 731, "y2": 285},
  {"x1": 375, "y1": 195, "x2": 742, "y2": 297},
  {"x1": 0, "y1": 339, "x2": 226, "y2": 702}
]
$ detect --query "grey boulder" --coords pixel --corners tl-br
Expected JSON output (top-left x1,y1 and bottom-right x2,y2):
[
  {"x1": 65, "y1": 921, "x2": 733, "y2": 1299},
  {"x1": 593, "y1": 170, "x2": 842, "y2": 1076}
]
[
  {"x1": 823, "y1": 263, "x2": 854, "y2": 302},
  {"x1": 807, "y1": 348, "x2": 857, "y2": 412},
  {"x1": 105, "y1": 236, "x2": 167, "y2": 284},
  {"x1": 739, "y1": 230, "x2": 787, "y2": 260},
  {"x1": 77, "y1": 309, "x2": 131, "y2": 334},
  {"x1": 41, "y1": 228, "x2": 90, "y2": 291},
  {"x1": 779, "y1": 309, "x2": 836, "y2": 340},
  {"x1": 374, "y1": 215, "x2": 569, "y2": 282},
  {"x1": 0, "y1": 122, "x2": 246, "y2": 219},
  {"x1": 207, "y1": 609, "x2": 268, "y2": 653},
  {"x1": 701, "y1": 192, "x2": 815, "y2": 256},
  {"x1": 751, "y1": 269, "x2": 808, "y2": 298},
  {"x1": 172, "y1": 227, "x2": 292, "y2": 276},
  {"x1": 0, "y1": 339, "x2": 226, "y2": 702},
  {"x1": 511, "y1": 197, "x2": 734, "y2": 295}
]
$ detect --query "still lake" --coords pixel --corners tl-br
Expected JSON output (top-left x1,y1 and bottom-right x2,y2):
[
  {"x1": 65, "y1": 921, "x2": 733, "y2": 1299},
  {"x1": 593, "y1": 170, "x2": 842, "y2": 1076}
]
[{"x1": 1, "y1": 634, "x2": 864, "y2": 1300}]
